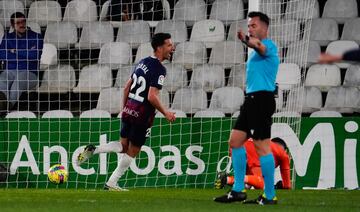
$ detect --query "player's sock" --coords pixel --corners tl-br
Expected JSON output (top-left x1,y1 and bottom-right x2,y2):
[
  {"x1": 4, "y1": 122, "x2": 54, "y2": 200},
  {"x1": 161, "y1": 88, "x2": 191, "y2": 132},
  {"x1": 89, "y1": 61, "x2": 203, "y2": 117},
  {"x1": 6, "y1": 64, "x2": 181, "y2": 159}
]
[
  {"x1": 231, "y1": 147, "x2": 246, "y2": 192},
  {"x1": 94, "y1": 141, "x2": 123, "y2": 154},
  {"x1": 244, "y1": 175, "x2": 264, "y2": 189},
  {"x1": 260, "y1": 154, "x2": 276, "y2": 199},
  {"x1": 106, "y1": 153, "x2": 133, "y2": 186}
]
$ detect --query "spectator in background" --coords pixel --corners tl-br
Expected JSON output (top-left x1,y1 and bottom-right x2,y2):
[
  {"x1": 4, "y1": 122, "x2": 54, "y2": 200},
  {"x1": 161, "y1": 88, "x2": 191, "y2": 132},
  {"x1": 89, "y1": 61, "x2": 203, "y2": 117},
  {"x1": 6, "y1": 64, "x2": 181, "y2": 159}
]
[{"x1": 0, "y1": 12, "x2": 43, "y2": 111}]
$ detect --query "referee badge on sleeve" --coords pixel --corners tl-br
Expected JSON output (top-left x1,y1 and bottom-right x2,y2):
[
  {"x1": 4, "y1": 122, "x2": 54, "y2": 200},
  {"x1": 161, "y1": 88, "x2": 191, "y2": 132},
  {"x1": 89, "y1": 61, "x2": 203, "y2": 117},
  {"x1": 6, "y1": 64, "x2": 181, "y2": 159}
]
[{"x1": 158, "y1": 75, "x2": 165, "y2": 85}]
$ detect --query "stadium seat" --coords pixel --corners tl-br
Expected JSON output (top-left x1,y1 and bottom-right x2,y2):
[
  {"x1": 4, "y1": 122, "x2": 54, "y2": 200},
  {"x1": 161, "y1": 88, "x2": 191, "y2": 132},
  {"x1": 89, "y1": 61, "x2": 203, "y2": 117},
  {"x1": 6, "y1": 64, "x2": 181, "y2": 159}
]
[
  {"x1": 309, "y1": 18, "x2": 338, "y2": 47},
  {"x1": 269, "y1": 19, "x2": 300, "y2": 47},
  {"x1": 42, "y1": 110, "x2": 74, "y2": 118},
  {"x1": 305, "y1": 64, "x2": 341, "y2": 92},
  {"x1": 98, "y1": 42, "x2": 131, "y2": 69},
  {"x1": 190, "y1": 20, "x2": 225, "y2": 48},
  {"x1": 160, "y1": 88, "x2": 170, "y2": 108},
  {"x1": 116, "y1": 21, "x2": 151, "y2": 49},
  {"x1": 80, "y1": 109, "x2": 111, "y2": 118},
  {"x1": 287, "y1": 86, "x2": 322, "y2": 113},
  {"x1": 37, "y1": 65, "x2": 76, "y2": 93},
  {"x1": 18, "y1": 0, "x2": 33, "y2": 8},
  {"x1": 285, "y1": 41, "x2": 321, "y2": 68},
  {"x1": 40, "y1": 43, "x2": 58, "y2": 70},
  {"x1": 259, "y1": 0, "x2": 281, "y2": 19},
  {"x1": 341, "y1": 18, "x2": 360, "y2": 44},
  {"x1": 96, "y1": 87, "x2": 123, "y2": 114},
  {"x1": 76, "y1": 22, "x2": 114, "y2": 49},
  {"x1": 154, "y1": 20, "x2": 187, "y2": 44},
  {"x1": 232, "y1": 111, "x2": 240, "y2": 118},
  {"x1": 0, "y1": 0, "x2": 24, "y2": 27},
  {"x1": 99, "y1": 0, "x2": 110, "y2": 21},
  {"x1": 173, "y1": 0, "x2": 206, "y2": 26},
  {"x1": 171, "y1": 88, "x2": 207, "y2": 113},
  {"x1": 324, "y1": 86, "x2": 360, "y2": 113},
  {"x1": 193, "y1": 110, "x2": 225, "y2": 118},
  {"x1": 63, "y1": 0, "x2": 98, "y2": 27},
  {"x1": 190, "y1": 64, "x2": 224, "y2": 92},
  {"x1": 322, "y1": 0, "x2": 358, "y2": 24},
  {"x1": 343, "y1": 65, "x2": 360, "y2": 88},
  {"x1": 5, "y1": 111, "x2": 36, "y2": 118},
  {"x1": 155, "y1": 109, "x2": 187, "y2": 118},
  {"x1": 284, "y1": 0, "x2": 320, "y2": 20},
  {"x1": 44, "y1": 22, "x2": 78, "y2": 49},
  {"x1": 209, "y1": 87, "x2": 244, "y2": 114},
  {"x1": 134, "y1": 42, "x2": 154, "y2": 64},
  {"x1": 210, "y1": 0, "x2": 244, "y2": 26},
  {"x1": 310, "y1": 110, "x2": 342, "y2": 117},
  {"x1": 227, "y1": 20, "x2": 248, "y2": 42},
  {"x1": 73, "y1": 64, "x2": 113, "y2": 93},
  {"x1": 272, "y1": 111, "x2": 301, "y2": 118},
  {"x1": 172, "y1": 42, "x2": 207, "y2": 69},
  {"x1": 28, "y1": 1, "x2": 62, "y2": 27},
  {"x1": 114, "y1": 65, "x2": 134, "y2": 88},
  {"x1": 163, "y1": 64, "x2": 187, "y2": 93},
  {"x1": 325, "y1": 40, "x2": 359, "y2": 68},
  {"x1": 276, "y1": 63, "x2": 301, "y2": 90},
  {"x1": 227, "y1": 64, "x2": 246, "y2": 89},
  {"x1": 208, "y1": 41, "x2": 245, "y2": 69}
]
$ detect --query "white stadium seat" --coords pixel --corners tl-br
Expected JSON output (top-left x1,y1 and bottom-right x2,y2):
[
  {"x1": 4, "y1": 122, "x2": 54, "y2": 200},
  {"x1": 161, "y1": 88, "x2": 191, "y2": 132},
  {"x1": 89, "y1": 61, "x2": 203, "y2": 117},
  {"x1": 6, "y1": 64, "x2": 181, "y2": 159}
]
[
  {"x1": 160, "y1": 88, "x2": 170, "y2": 108},
  {"x1": 173, "y1": 0, "x2": 206, "y2": 26},
  {"x1": 76, "y1": 22, "x2": 114, "y2": 49},
  {"x1": 73, "y1": 64, "x2": 113, "y2": 93},
  {"x1": 134, "y1": 42, "x2": 154, "y2": 64},
  {"x1": 154, "y1": 20, "x2": 187, "y2": 44},
  {"x1": 227, "y1": 64, "x2": 246, "y2": 89},
  {"x1": 322, "y1": 0, "x2": 358, "y2": 24},
  {"x1": 116, "y1": 21, "x2": 151, "y2": 48},
  {"x1": 305, "y1": 64, "x2": 341, "y2": 92},
  {"x1": 259, "y1": 0, "x2": 282, "y2": 19},
  {"x1": 155, "y1": 109, "x2": 187, "y2": 118},
  {"x1": 209, "y1": 87, "x2": 244, "y2": 114},
  {"x1": 343, "y1": 65, "x2": 360, "y2": 88},
  {"x1": 272, "y1": 111, "x2": 301, "y2": 118},
  {"x1": 341, "y1": 18, "x2": 360, "y2": 44},
  {"x1": 208, "y1": 41, "x2": 245, "y2": 69},
  {"x1": 172, "y1": 42, "x2": 207, "y2": 69},
  {"x1": 210, "y1": 0, "x2": 244, "y2": 26},
  {"x1": 6, "y1": 111, "x2": 36, "y2": 118},
  {"x1": 232, "y1": 111, "x2": 240, "y2": 118},
  {"x1": 269, "y1": 19, "x2": 300, "y2": 47},
  {"x1": 114, "y1": 65, "x2": 134, "y2": 88},
  {"x1": 227, "y1": 20, "x2": 248, "y2": 42},
  {"x1": 98, "y1": 42, "x2": 131, "y2": 69},
  {"x1": 324, "y1": 86, "x2": 360, "y2": 113},
  {"x1": 40, "y1": 43, "x2": 58, "y2": 70},
  {"x1": 276, "y1": 63, "x2": 301, "y2": 90},
  {"x1": 0, "y1": 0, "x2": 24, "y2": 27},
  {"x1": 285, "y1": 41, "x2": 321, "y2": 68},
  {"x1": 190, "y1": 20, "x2": 225, "y2": 48},
  {"x1": 285, "y1": 0, "x2": 320, "y2": 20},
  {"x1": 80, "y1": 109, "x2": 111, "y2": 118},
  {"x1": 99, "y1": 0, "x2": 110, "y2": 21},
  {"x1": 190, "y1": 64, "x2": 224, "y2": 92},
  {"x1": 96, "y1": 87, "x2": 123, "y2": 114},
  {"x1": 193, "y1": 110, "x2": 225, "y2": 118},
  {"x1": 42, "y1": 110, "x2": 73, "y2": 118},
  {"x1": 63, "y1": 0, "x2": 98, "y2": 27},
  {"x1": 171, "y1": 88, "x2": 207, "y2": 113},
  {"x1": 310, "y1": 110, "x2": 342, "y2": 117},
  {"x1": 325, "y1": 40, "x2": 359, "y2": 68},
  {"x1": 28, "y1": 1, "x2": 62, "y2": 27},
  {"x1": 309, "y1": 18, "x2": 338, "y2": 47},
  {"x1": 44, "y1": 22, "x2": 78, "y2": 49},
  {"x1": 287, "y1": 86, "x2": 322, "y2": 113},
  {"x1": 38, "y1": 65, "x2": 76, "y2": 93},
  {"x1": 163, "y1": 64, "x2": 187, "y2": 93}
]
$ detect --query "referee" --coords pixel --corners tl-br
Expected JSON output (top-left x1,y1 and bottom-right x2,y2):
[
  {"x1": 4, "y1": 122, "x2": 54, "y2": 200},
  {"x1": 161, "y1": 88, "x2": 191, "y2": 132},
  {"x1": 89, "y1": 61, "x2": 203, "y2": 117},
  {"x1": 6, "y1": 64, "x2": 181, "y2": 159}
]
[{"x1": 214, "y1": 11, "x2": 279, "y2": 205}]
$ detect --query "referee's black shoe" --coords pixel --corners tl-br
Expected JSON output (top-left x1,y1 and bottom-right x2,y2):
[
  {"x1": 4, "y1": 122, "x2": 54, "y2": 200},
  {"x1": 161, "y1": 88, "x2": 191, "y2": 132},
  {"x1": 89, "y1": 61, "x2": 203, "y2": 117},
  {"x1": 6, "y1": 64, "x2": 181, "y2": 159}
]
[{"x1": 213, "y1": 190, "x2": 247, "y2": 203}]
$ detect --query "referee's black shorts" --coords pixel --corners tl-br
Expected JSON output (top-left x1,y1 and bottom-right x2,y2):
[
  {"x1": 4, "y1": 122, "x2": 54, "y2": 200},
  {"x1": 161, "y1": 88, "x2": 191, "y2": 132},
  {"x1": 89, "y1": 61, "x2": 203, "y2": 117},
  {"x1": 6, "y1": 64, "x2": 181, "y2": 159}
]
[{"x1": 233, "y1": 91, "x2": 276, "y2": 140}]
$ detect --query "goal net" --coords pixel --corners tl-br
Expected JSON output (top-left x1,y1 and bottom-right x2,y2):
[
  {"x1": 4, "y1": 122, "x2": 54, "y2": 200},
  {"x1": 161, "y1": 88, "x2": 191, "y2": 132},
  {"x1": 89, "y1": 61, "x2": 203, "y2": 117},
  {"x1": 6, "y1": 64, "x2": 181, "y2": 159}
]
[{"x1": 0, "y1": 0, "x2": 315, "y2": 189}]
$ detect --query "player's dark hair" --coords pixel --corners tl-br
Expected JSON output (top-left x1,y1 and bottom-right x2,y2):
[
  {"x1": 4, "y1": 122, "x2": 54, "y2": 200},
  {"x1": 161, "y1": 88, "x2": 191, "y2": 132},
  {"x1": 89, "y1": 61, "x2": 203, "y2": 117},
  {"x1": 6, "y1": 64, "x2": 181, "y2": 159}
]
[
  {"x1": 248, "y1": 11, "x2": 270, "y2": 26},
  {"x1": 271, "y1": 137, "x2": 288, "y2": 151},
  {"x1": 10, "y1": 12, "x2": 26, "y2": 26},
  {"x1": 151, "y1": 33, "x2": 171, "y2": 51}
]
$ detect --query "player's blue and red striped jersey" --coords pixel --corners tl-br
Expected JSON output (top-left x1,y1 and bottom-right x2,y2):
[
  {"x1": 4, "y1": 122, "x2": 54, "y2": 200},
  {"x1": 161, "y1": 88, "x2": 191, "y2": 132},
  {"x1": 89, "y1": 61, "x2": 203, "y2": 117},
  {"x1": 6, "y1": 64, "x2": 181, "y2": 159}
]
[{"x1": 122, "y1": 56, "x2": 166, "y2": 125}]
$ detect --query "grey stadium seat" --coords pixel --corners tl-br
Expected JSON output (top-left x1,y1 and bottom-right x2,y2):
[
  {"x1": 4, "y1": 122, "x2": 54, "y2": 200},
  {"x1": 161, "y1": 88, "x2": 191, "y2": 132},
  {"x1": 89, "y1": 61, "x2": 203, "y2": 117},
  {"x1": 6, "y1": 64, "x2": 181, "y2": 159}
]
[
  {"x1": 208, "y1": 41, "x2": 245, "y2": 69},
  {"x1": 209, "y1": 87, "x2": 244, "y2": 114},
  {"x1": 305, "y1": 64, "x2": 341, "y2": 92},
  {"x1": 276, "y1": 63, "x2": 301, "y2": 90},
  {"x1": 115, "y1": 65, "x2": 133, "y2": 88},
  {"x1": 343, "y1": 65, "x2": 360, "y2": 88},
  {"x1": 163, "y1": 64, "x2": 187, "y2": 93},
  {"x1": 284, "y1": 0, "x2": 320, "y2": 20},
  {"x1": 154, "y1": 20, "x2": 187, "y2": 44},
  {"x1": 44, "y1": 22, "x2": 78, "y2": 49},
  {"x1": 63, "y1": 0, "x2": 98, "y2": 27},
  {"x1": 173, "y1": 0, "x2": 206, "y2": 26},
  {"x1": 190, "y1": 64, "x2": 225, "y2": 92},
  {"x1": 171, "y1": 88, "x2": 207, "y2": 113},
  {"x1": 172, "y1": 42, "x2": 207, "y2": 69},
  {"x1": 341, "y1": 18, "x2": 360, "y2": 44},
  {"x1": 73, "y1": 64, "x2": 113, "y2": 93},
  {"x1": 28, "y1": 1, "x2": 62, "y2": 27},
  {"x1": 227, "y1": 19, "x2": 248, "y2": 42},
  {"x1": 0, "y1": 0, "x2": 24, "y2": 27},
  {"x1": 324, "y1": 86, "x2": 360, "y2": 113},
  {"x1": 190, "y1": 19, "x2": 225, "y2": 48},
  {"x1": 325, "y1": 40, "x2": 359, "y2": 68},
  {"x1": 42, "y1": 110, "x2": 74, "y2": 118},
  {"x1": 76, "y1": 22, "x2": 114, "y2": 49},
  {"x1": 309, "y1": 18, "x2": 338, "y2": 47},
  {"x1": 322, "y1": 0, "x2": 358, "y2": 24},
  {"x1": 98, "y1": 42, "x2": 131, "y2": 69},
  {"x1": 6, "y1": 111, "x2": 36, "y2": 118},
  {"x1": 310, "y1": 110, "x2": 342, "y2": 118},
  {"x1": 193, "y1": 110, "x2": 225, "y2": 118},
  {"x1": 116, "y1": 21, "x2": 151, "y2": 49},
  {"x1": 210, "y1": 0, "x2": 244, "y2": 26},
  {"x1": 80, "y1": 109, "x2": 111, "y2": 118},
  {"x1": 37, "y1": 65, "x2": 76, "y2": 94},
  {"x1": 96, "y1": 87, "x2": 123, "y2": 114}
]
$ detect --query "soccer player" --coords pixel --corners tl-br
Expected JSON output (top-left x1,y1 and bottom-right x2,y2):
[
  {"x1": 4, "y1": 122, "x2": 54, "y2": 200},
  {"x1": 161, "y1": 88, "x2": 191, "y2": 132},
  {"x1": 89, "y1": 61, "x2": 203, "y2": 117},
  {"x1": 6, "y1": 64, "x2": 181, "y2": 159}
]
[
  {"x1": 214, "y1": 137, "x2": 291, "y2": 190},
  {"x1": 214, "y1": 11, "x2": 279, "y2": 204},
  {"x1": 76, "y1": 33, "x2": 176, "y2": 191},
  {"x1": 318, "y1": 48, "x2": 360, "y2": 63}
]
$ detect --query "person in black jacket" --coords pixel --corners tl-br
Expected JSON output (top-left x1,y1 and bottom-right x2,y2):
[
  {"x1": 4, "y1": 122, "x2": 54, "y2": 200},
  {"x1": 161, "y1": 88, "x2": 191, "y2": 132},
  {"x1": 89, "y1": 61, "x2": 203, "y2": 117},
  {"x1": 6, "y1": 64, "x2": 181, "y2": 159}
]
[{"x1": 318, "y1": 48, "x2": 360, "y2": 63}]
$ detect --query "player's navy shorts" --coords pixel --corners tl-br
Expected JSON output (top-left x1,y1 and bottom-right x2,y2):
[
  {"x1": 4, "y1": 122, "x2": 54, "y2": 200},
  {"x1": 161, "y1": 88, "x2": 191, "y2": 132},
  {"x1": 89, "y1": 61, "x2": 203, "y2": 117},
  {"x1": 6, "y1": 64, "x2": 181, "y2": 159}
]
[
  {"x1": 233, "y1": 91, "x2": 276, "y2": 140},
  {"x1": 120, "y1": 120, "x2": 151, "y2": 147}
]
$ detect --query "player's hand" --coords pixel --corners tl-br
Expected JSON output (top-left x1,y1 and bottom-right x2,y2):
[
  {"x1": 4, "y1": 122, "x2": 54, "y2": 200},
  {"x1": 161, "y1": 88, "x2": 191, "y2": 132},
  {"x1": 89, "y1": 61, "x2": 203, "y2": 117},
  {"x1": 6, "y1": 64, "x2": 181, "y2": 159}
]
[
  {"x1": 318, "y1": 53, "x2": 342, "y2": 64},
  {"x1": 237, "y1": 30, "x2": 246, "y2": 42},
  {"x1": 164, "y1": 111, "x2": 176, "y2": 123}
]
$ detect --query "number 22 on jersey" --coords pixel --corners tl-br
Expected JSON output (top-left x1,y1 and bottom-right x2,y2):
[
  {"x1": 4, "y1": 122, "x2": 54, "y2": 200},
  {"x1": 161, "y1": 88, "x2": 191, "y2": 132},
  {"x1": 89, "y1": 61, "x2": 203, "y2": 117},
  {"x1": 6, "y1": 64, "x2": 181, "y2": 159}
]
[{"x1": 129, "y1": 73, "x2": 146, "y2": 102}]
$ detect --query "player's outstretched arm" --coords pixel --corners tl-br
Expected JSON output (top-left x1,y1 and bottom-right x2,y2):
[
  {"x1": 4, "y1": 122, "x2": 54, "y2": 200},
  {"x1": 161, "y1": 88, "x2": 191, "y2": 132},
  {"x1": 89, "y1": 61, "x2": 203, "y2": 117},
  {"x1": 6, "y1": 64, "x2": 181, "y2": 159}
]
[
  {"x1": 148, "y1": 86, "x2": 175, "y2": 122},
  {"x1": 319, "y1": 48, "x2": 360, "y2": 63}
]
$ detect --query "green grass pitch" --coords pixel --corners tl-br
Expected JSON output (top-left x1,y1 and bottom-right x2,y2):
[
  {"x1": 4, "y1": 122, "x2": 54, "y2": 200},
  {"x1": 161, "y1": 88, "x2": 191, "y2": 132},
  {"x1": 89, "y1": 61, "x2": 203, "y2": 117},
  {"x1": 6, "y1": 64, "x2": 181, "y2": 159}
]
[{"x1": 0, "y1": 189, "x2": 359, "y2": 211}]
